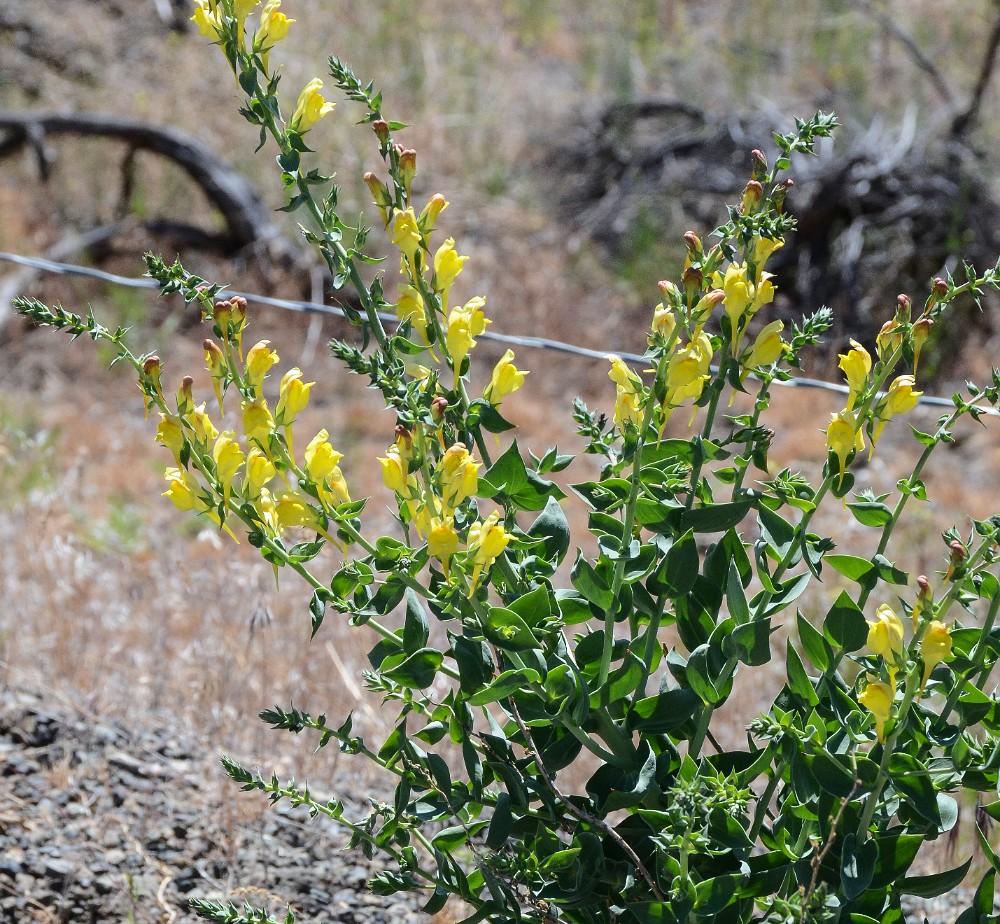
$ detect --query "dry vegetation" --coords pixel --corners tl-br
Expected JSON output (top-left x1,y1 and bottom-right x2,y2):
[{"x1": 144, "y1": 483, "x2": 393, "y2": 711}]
[{"x1": 3, "y1": 0, "x2": 1000, "y2": 883}]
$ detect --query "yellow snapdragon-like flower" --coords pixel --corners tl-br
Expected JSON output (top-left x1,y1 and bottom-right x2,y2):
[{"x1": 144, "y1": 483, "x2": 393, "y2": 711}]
[
  {"x1": 661, "y1": 333, "x2": 713, "y2": 429},
  {"x1": 867, "y1": 603, "x2": 904, "y2": 685},
  {"x1": 203, "y1": 339, "x2": 227, "y2": 412},
  {"x1": 188, "y1": 404, "x2": 219, "y2": 447},
  {"x1": 245, "y1": 340, "x2": 278, "y2": 391},
  {"x1": 468, "y1": 511, "x2": 511, "y2": 593},
  {"x1": 390, "y1": 208, "x2": 423, "y2": 268},
  {"x1": 155, "y1": 414, "x2": 185, "y2": 467},
  {"x1": 920, "y1": 620, "x2": 952, "y2": 689},
  {"x1": 233, "y1": 0, "x2": 260, "y2": 32},
  {"x1": 428, "y1": 517, "x2": 460, "y2": 577},
  {"x1": 838, "y1": 340, "x2": 872, "y2": 409},
  {"x1": 290, "y1": 78, "x2": 335, "y2": 133},
  {"x1": 608, "y1": 355, "x2": 644, "y2": 430},
  {"x1": 244, "y1": 447, "x2": 276, "y2": 500},
  {"x1": 163, "y1": 466, "x2": 209, "y2": 513},
  {"x1": 191, "y1": 0, "x2": 225, "y2": 40},
  {"x1": 417, "y1": 194, "x2": 449, "y2": 235},
  {"x1": 742, "y1": 320, "x2": 785, "y2": 371},
  {"x1": 826, "y1": 408, "x2": 864, "y2": 486},
  {"x1": 722, "y1": 263, "x2": 752, "y2": 333},
  {"x1": 254, "y1": 0, "x2": 294, "y2": 70},
  {"x1": 304, "y1": 430, "x2": 351, "y2": 509},
  {"x1": 859, "y1": 676, "x2": 894, "y2": 743},
  {"x1": 876, "y1": 319, "x2": 904, "y2": 361},
  {"x1": 275, "y1": 368, "x2": 313, "y2": 427},
  {"x1": 649, "y1": 302, "x2": 677, "y2": 344},
  {"x1": 446, "y1": 297, "x2": 489, "y2": 388},
  {"x1": 395, "y1": 285, "x2": 430, "y2": 346},
  {"x1": 753, "y1": 235, "x2": 784, "y2": 266},
  {"x1": 378, "y1": 445, "x2": 409, "y2": 494},
  {"x1": 485, "y1": 350, "x2": 528, "y2": 405},
  {"x1": 870, "y1": 375, "x2": 922, "y2": 452},
  {"x1": 212, "y1": 430, "x2": 245, "y2": 507},
  {"x1": 434, "y1": 238, "x2": 469, "y2": 308},
  {"x1": 438, "y1": 443, "x2": 480, "y2": 513},
  {"x1": 242, "y1": 397, "x2": 275, "y2": 447}
]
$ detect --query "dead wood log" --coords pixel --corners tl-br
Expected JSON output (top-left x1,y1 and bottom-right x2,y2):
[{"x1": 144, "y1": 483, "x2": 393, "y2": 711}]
[{"x1": 0, "y1": 111, "x2": 281, "y2": 253}]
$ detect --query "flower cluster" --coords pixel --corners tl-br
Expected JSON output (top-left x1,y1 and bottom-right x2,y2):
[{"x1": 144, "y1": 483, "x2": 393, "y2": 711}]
[
  {"x1": 858, "y1": 591, "x2": 953, "y2": 742},
  {"x1": 378, "y1": 431, "x2": 510, "y2": 594},
  {"x1": 146, "y1": 297, "x2": 352, "y2": 559}
]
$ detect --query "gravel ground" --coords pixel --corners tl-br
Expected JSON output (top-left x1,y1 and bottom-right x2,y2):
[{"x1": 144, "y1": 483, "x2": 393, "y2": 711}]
[{"x1": 0, "y1": 685, "x2": 428, "y2": 924}]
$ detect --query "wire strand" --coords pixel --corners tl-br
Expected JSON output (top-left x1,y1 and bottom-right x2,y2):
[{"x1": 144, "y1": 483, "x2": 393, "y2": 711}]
[{"x1": 1, "y1": 250, "x2": 993, "y2": 415}]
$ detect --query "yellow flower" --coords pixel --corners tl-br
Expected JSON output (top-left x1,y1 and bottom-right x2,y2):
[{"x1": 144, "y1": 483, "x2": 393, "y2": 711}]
[
  {"x1": 304, "y1": 430, "x2": 350, "y2": 509},
  {"x1": 243, "y1": 448, "x2": 275, "y2": 500},
  {"x1": 920, "y1": 620, "x2": 952, "y2": 689},
  {"x1": 468, "y1": 511, "x2": 511, "y2": 592},
  {"x1": 428, "y1": 517, "x2": 460, "y2": 577},
  {"x1": 838, "y1": 340, "x2": 872, "y2": 409},
  {"x1": 162, "y1": 466, "x2": 207, "y2": 513},
  {"x1": 188, "y1": 404, "x2": 219, "y2": 447},
  {"x1": 826, "y1": 408, "x2": 864, "y2": 486},
  {"x1": 378, "y1": 445, "x2": 409, "y2": 494},
  {"x1": 649, "y1": 302, "x2": 677, "y2": 344},
  {"x1": 245, "y1": 340, "x2": 278, "y2": 391},
  {"x1": 191, "y1": 0, "x2": 225, "y2": 40},
  {"x1": 155, "y1": 414, "x2": 185, "y2": 467},
  {"x1": 254, "y1": 0, "x2": 294, "y2": 70},
  {"x1": 433, "y1": 238, "x2": 468, "y2": 307},
  {"x1": 751, "y1": 273, "x2": 776, "y2": 313},
  {"x1": 876, "y1": 319, "x2": 904, "y2": 361},
  {"x1": 233, "y1": 0, "x2": 260, "y2": 33},
  {"x1": 743, "y1": 320, "x2": 785, "y2": 371},
  {"x1": 242, "y1": 398, "x2": 274, "y2": 446},
  {"x1": 438, "y1": 443, "x2": 480, "y2": 513},
  {"x1": 859, "y1": 676, "x2": 894, "y2": 743},
  {"x1": 390, "y1": 208, "x2": 423, "y2": 268},
  {"x1": 661, "y1": 333, "x2": 713, "y2": 429},
  {"x1": 446, "y1": 297, "x2": 489, "y2": 388},
  {"x1": 395, "y1": 285, "x2": 430, "y2": 345},
  {"x1": 417, "y1": 194, "x2": 449, "y2": 235},
  {"x1": 871, "y1": 375, "x2": 922, "y2": 451},
  {"x1": 274, "y1": 490, "x2": 322, "y2": 531},
  {"x1": 275, "y1": 368, "x2": 313, "y2": 426},
  {"x1": 608, "y1": 355, "x2": 644, "y2": 430},
  {"x1": 753, "y1": 235, "x2": 784, "y2": 266},
  {"x1": 203, "y1": 339, "x2": 227, "y2": 412},
  {"x1": 689, "y1": 289, "x2": 724, "y2": 331},
  {"x1": 212, "y1": 431, "x2": 245, "y2": 507},
  {"x1": 912, "y1": 318, "x2": 933, "y2": 377},
  {"x1": 722, "y1": 263, "x2": 753, "y2": 333},
  {"x1": 867, "y1": 604, "x2": 904, "y2": 685},
  {"x1": 485, "y1": 350, "x2": 528, "y2": 404},
  {"x1": 290, "y1": 78, "x2": 335, "y2": 133}
]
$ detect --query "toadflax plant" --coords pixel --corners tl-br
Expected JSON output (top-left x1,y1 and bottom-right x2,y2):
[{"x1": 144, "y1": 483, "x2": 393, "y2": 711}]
[{"x1": 16, "y1": 2, "x2": 1000, "y2": 922}]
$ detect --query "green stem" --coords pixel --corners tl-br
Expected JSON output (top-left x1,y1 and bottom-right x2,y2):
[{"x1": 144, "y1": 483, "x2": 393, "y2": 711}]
[
  {"x1": 748, "y1": 768, "x2": 781, "y2": 843},
  {"x1": 684, "y1": 352, "x2": 731, "y2": 512}
]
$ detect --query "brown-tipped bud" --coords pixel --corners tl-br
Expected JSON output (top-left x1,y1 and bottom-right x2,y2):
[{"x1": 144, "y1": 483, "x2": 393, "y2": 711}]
[
  {"x1": 690, "y1": 288, "x2": 725, "y2": 326},
  {"x1": 203, "y1": 340, "x2": 225, "y2": 370},
  {"x1": 417, "y1": 193, "x2": 448, "y2": 235},
  {"x1": 176, "y1": 375, "x2": 195, "y2": 416},
  {"x1": 751, "y1": 148, "x2": 767, "y2": 178},
  {"x1": 398, "y1": 148, "x2": 417, "y2": 197},
  {"x1": 372, "y1": 119, "x2": 390, "y2": 145},
  {"x1": 363, "y1": 171, "x2": 391, "y2": 206},
  {"x1": 683, "y1": 231, "x2": 703, "y2": 257},
  {"x1": 142, "y1": 355, "x2": 163, "y2": 381},
  {"x1": 741, "y1": 180, "x2": 764, "y2": 213},
  {"x1": 895, "y1": 294, "x2": 911, "y2": 323},
  {"x1": 933, "y1": 277, "x2": 948, "y2": 296},
  {"x1": 949, "y1": 540, "x2": 966, "y2": 564},
  {"x1": 911, "y1": 317, "x2": 933, "y2": 376},
  {"x1": 431, "y1": 396, "x2": 449, "y2": 422},
  {"x1": 772, "y1": 178, "x2": 794, "y2": 213},
  {"x1": 682, "y1": 265, "x2": 703, "y2": 300},
  {"x1": 876, "y1": 319, "x2": 904, "y2": 360},
  {"x1": 657, "y1": 280, "x2": 681, "y2": 304},
  {"x1": 917, "y1": 574, "x2": 932, "y2": 598}
]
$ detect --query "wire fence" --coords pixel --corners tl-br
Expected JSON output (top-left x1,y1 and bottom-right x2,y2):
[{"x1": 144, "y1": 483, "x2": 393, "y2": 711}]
[{"x1": 0, "y1": 250, "x2": 992, "y2": 415}]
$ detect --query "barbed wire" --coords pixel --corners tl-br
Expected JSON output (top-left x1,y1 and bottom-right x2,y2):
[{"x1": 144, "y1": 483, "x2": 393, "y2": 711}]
[{"x1": 0, "y1": 250, "x2": 993, "y2": 415}]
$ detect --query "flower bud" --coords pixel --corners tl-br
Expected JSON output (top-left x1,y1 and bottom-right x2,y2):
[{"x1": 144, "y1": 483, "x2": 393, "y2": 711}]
[
  {"x1": 657, "y1": 280, "x2": 681, "y2": 304},
  {"x1": 683, "y1": 231, "x2": 703, "y2": 257},
  {"x1": 912, "y1": 317, "x2": 933, "y2": 376},
  {"x1": 859, "y1": 676, "x2": 894, "y2": 742},
  {"x1": 920, "y1": 620, "x2": 952, "y2": 689},
  {"x1": 364, "y1": 172, "x2": 392, "y2": 225},
  {"x1": 140, "y1": 355, "x2": 164, "y2": 419},
  {"x1": 895, "y1": 293, "x2": 911, "y2": 324},
  {"x1": 431, "y1": 396, "x2": 449, "y2": 422},
  {"x1": 417, "y1": 194, "x2": 448, "y2": 235},
  {"x1": 741, "y1": 180, "x2": 764, "y2": 213},
  {"x1": 913, "y1": 574, "x2": 933, "y2": 630},
  {"x1": 372, "y1": 119, "x2": 390, "y2": 148},
  {"x1": 176, "y1": 376, "x2": 195, "y2": 417},
  {"x1": 398, "y1": 147, "x2": 418, "y2": 198},
  {"x1": 876, "y1": 319, "x2": 903, "y2": 360}
]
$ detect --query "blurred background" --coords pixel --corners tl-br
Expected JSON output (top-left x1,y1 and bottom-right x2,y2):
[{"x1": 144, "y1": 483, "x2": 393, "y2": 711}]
[{"x1": 3, "y1": 1, "x2": 1000, "y2": 916}]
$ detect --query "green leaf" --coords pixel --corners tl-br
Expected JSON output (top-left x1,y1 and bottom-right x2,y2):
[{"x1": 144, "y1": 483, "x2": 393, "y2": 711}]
[
  {"x1": 309, "y1": 590, "x2": 327, "y2": 638},
  {"x1": 484, "y1": 607, "x2": 540, "y2": 652},
  {"x1": 889, "y1": 753, "x2": 941, "y2": 826},
  {"x1": 650, "y1": 529, "x2": 699, "y2": 597},
  {"x1": 540, "y1": 847, "x2": 581, "y2": 872},
  {"x1": 723, "y1": 618, "x2": 774, "y2": 667},
  {"x1": 681, "y1": 500, "x2": 753, "y2": 533},
  {"x1": 785, "y1": 641, "x2": 818, "y2": 706},
  {"x1": 402, "y1": 590, "x2": 429, "y2": 654},
  {"x1": 797, "y1": 610, "x2": 831, "y2": 671},
  {"x1": 897, "y1": 856, "x2": 972, "y2": 897},
  {"x1": 694, "y1": 874, "x2": 743, "y2": 915},
  {"x1": 955, "y1": 868, "x2": 995, "y2": 924},
  {"x1": 825, "y1": 553, "x2": 875, "y2": 584},
  {"x1": 571, "y1": 552, "x2": 613, "y2": 610},
  {"x1": 810, "y1": 750, "x2": 859, "y2": 798},
  {"x1": 508, "y1": 585, "x2": 553, "y2": 628},
  {"x1": 628, "y1": 689, "x2": 701, "y2": 734},
  {"x1": 526, "y1": 497, "x2": 570, "y2": 565},
  {"x1": 467, "y1": 668, "x2": 540, "y2": 706},
  {"x1": 380, "y1": 648, "x2": 443, "y2": 688},
  {"x1": 840, "y1": 831, "x2": 878, "y2": 898},
  {"x1": 868, "y1": 833, "x2": 922, "y2": 889},
  {"x1": 485, "y1": 792, "x2": 513, "y2": 849},
  {"x1": 847, "y1": 501, "x2": 893, "y2": 528},
  {"x1": 824, "y1": 591, "x2": 868, "y2": 652},
  {"x1": 687, "y1": 643, "x2": 734, "y2": 706},
  {"x1": 727, "y1": 560, "x2": 750, "y2": 625},
  {"x1": 758, "y1": 504, "x2": 796, "y2": 557}
]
